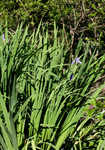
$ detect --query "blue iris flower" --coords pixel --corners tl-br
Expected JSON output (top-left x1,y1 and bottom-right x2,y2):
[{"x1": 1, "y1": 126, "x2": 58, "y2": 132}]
[
  {"x1": 70, "y1": 57, "x2": 82, "y2": 80},
  {"x1": 71, "y1": 57, "x2": 82, "y2": 65},
  {"x1": 2, "y1": 33, "x2": 5, "y2": 41},
  {"x1": 70, "y1": 74, "x2": 74, "y2": 80}
]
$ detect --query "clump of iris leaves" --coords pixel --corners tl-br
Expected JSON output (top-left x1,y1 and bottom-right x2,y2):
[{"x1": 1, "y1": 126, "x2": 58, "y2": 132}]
[{"x1": 0, "y1": 22, "x2": 105, "y2": 150}]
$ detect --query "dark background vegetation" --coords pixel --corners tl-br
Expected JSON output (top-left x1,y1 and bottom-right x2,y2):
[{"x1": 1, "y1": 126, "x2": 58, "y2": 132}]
[{"x1": 0, "y1": 0, "x2": 105, "y2": 55}]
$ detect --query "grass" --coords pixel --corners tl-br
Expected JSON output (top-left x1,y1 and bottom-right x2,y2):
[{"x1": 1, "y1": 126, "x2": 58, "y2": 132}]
[{"x1": 0, "y1": 22, "x2": 105, "y2": 150}]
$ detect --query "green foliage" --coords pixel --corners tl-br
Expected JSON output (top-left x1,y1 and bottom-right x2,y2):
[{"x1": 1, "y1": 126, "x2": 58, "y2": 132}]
[{"x1": 0, "y1": 23, "x2": 105, "y2": 150}]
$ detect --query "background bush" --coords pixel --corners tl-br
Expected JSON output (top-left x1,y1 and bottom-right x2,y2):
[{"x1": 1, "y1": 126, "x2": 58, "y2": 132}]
[{"x1": 0, "y1": 0, "x2": 105, "y2": 55}]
